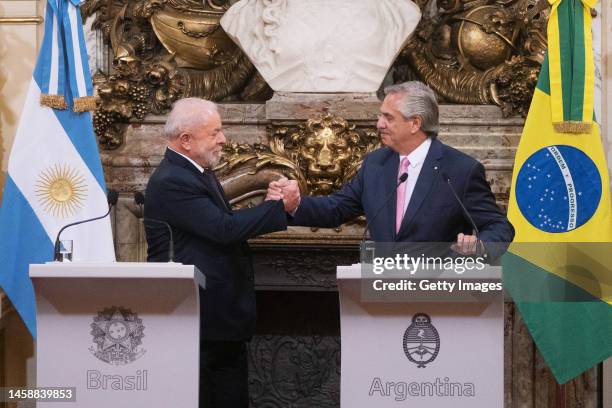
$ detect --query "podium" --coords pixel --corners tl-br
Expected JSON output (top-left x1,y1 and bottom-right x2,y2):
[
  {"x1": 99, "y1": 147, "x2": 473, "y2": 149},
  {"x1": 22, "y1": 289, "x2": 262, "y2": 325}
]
[
  {"x1": 29, "y1": 262, "x2": 205, "y2": 407},
  {"x1": 337, "y1": 264, "x2": 503, "y2": 407}
]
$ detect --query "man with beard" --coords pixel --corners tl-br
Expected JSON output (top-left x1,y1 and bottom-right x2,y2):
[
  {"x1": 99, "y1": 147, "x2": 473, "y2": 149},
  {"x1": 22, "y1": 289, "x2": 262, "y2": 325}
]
[{"x1": 144, "y1": 98, "x2": 299, "y2": 407}]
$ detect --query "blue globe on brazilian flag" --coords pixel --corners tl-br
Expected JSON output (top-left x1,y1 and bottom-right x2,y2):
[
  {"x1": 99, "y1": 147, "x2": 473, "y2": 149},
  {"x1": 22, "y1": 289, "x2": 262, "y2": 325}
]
[{"x1": 503, "y1": 0, "x2": 612, "y2": 385}]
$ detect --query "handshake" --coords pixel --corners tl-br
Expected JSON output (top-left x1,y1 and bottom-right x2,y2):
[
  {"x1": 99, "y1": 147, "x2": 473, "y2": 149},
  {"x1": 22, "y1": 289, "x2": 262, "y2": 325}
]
[{"x1": 265, "y1": 176, "x2": 301, "y2": 213}]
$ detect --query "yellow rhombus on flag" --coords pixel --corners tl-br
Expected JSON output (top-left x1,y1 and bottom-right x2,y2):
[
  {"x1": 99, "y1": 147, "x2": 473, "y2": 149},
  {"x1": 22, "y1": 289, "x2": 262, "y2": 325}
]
[{"x1": 503, "y1": 0, "x2": 612, "y2": 385}]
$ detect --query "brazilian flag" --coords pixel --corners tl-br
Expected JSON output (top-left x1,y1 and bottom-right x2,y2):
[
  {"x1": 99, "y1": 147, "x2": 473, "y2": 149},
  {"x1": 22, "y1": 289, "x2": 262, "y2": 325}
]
[{"x1": 503, "y1": 0, "x2": 612, "y2": 384}]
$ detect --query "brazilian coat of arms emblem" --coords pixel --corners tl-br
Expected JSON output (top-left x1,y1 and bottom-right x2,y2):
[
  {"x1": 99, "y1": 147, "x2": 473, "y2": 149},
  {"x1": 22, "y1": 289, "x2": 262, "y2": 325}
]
[{"x1": 89, "y1": 306, "x2": 146, "y2": 365}]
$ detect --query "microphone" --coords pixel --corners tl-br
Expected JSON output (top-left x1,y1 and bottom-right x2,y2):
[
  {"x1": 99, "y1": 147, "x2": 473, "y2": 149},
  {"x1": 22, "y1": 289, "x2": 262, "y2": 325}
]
[
  {"x1": 134, "y1": 192, "x2": 175, "y2": 262},
  {"x1": 361, "y1": 172, "x2": 408, "y2": 243},
  {"x1": 442, "y1": 173, "x2": 483, "y2": 257},
  {"x1": 53, "y1": 189, "x2": 119, "y2": 261}
]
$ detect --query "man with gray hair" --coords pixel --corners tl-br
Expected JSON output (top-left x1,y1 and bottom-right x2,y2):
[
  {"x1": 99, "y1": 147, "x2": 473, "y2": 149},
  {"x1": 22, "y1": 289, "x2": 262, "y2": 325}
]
[
  {"x1": 145, "y1": 98, "x2": 299, "y2": 408},
  {"x1": 269, "y1": 81, "x2": 514, "y2": 252}
]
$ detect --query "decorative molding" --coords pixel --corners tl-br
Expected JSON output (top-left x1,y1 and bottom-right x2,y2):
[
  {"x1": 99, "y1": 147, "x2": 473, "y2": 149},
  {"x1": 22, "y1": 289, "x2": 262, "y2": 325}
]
[
  {"x1": 258, "y1": 251, "x2": 357, "y2": 289},
  {"x1": 0, "y1": 16, "x2": 43, "y2": 25}
]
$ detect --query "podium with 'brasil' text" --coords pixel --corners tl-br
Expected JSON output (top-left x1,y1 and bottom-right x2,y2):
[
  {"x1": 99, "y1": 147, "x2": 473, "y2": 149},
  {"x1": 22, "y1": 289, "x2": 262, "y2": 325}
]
[{"x1": 30, "y1": 262, "x2": 205, "y2": 407}]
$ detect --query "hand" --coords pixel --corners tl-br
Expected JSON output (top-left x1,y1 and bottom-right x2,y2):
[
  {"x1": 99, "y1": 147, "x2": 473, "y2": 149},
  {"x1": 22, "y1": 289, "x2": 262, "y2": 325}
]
[
  {"x1": 266, "y1": 177, "x2": 300, "y2": 213},
  {"x1": 265, "y1": 176, "x2": 287, "y2": 201},
  {"x1": 265, "y1": 183, "x2": 283, "y2": 201},
  {"x1": 280, "y1": 179, "x2": 300, "y2": 213},
  {"x1": 451, "y1": 233, "x2": 483, "y2": 255}
]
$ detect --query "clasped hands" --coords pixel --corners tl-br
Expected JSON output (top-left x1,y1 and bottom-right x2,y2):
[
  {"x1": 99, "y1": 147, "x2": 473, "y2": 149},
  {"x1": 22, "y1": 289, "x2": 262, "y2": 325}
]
[{"x1": 265, "y1": 176, "x2": 301, "y2": 213}]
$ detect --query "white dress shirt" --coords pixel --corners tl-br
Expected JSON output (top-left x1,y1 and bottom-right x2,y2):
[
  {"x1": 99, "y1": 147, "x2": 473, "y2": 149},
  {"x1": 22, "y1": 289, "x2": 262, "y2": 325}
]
[
  {"x1": 398, "y1": 138, "x2": 432, "y2": 218},
  {"x1": 167, "y1": 147, "x2": 205, "y2": 173}
]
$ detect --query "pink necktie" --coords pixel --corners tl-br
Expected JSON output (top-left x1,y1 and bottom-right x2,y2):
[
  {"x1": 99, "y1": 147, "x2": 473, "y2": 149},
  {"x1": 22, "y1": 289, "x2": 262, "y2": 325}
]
[{"x1": 396, "y1": 157, "x2": 410, "y2": 234}]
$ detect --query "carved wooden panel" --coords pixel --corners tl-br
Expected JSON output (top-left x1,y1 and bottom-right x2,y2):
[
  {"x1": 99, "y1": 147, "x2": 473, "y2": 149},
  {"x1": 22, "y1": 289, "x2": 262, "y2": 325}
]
[{"x1": 251, "y1": 290, "x2": 341, "y2": 408}]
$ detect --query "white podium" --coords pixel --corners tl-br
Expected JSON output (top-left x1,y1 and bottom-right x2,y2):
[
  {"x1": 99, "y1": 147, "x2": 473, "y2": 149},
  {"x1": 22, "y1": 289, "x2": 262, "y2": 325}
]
[
  {"x1": 337, "y1": 264, "x2": 503, "y2": 407},
  {"x1": 30, "y1": 262, "x2": 205, "y2": 407}
]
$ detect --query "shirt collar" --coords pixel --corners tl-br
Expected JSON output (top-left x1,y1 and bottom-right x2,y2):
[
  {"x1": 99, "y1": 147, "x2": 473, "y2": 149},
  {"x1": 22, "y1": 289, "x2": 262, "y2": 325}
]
[
  {"x1": 167, "y1": 147, "x2": 205, "y2": 173},
  {"x1": 400, "y1": 138, "x2": 432, "y2": 168}
]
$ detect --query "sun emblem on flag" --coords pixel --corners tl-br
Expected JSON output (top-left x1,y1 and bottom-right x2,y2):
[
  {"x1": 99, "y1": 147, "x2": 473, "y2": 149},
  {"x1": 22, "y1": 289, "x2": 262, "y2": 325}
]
[{"x1": 35, "y1": 164, "x2": 88, "y2": 217}]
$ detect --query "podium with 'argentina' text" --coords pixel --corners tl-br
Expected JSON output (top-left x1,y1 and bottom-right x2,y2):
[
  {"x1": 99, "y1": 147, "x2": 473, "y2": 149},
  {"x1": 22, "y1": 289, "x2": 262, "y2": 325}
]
[
  {"x1": 337, "y1": 263, "x2": 503, "y2": 408},
  {"x1": 29, "y1": 262, "x2": 205, "y2": 407}
]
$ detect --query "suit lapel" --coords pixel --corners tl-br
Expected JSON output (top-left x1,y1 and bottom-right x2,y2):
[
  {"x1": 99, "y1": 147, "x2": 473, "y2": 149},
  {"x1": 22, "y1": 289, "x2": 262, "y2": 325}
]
[
  {"x1": 398, "y1": 139, "x2": 444, "y2": 236},
  {"x1": 382, "y1": 151, "x2": 400, "y2": 241},
  {"x1": 165, "y1": 148, "x2": 231, "y2": 213},
  {"x1": 205, "y1": 171, "x2": 232, "y2": 212}
]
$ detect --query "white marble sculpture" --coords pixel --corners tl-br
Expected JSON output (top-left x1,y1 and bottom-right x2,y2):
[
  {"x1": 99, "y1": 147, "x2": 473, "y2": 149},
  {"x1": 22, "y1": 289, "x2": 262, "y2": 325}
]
[{"x1": 220, "y1": 0, "x2": 421, "y2": 93}]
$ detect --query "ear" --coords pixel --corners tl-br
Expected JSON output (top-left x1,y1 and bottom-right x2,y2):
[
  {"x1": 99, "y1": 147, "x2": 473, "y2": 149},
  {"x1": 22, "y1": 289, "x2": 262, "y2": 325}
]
[
  {"x1": 178, "y1": 132, "x2": 191, "y2": 150},
  {"x1": 411, "y1": 116, "x2": 423, "y2": 134}
]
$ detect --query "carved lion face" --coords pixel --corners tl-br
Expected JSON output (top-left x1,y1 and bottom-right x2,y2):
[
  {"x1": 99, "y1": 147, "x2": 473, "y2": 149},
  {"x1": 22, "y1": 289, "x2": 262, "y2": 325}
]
[{"x1": 297, "y1": 117, "x2": 360, "y2": 195}]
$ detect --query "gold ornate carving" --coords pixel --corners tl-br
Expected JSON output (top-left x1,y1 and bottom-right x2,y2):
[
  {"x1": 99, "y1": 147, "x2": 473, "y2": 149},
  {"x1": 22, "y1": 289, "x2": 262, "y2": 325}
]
[
  {"x1": 215, "y1": 113, "x2": 380, "y2": 207},
  {"x1": 397, "y1": 0, "x2": 549, "y2": 117},
  {"x1": 150, "y1": 7, "x2": 239, "y2": 69},
  {"x1": 83, "y1": 0, "x2": 550, "y2": 147},
  {"x1": 81, "y1": 0, "x2": 271, "y2": 149}
]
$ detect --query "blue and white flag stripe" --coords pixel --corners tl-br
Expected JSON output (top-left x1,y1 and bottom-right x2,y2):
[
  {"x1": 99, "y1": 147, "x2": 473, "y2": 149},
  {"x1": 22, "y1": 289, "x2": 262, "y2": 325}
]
[
  {"x1": 0, "y1": 0, "x2": 114, "y2": 337},
  {"x1": 0, "y1": 179, "x2": 54, "y2": 334},
  {"x1": 37, "y1": 0, "x2": 94, "y2": 109},
  {"x1": 65, "y1": 1, "x2": 93, "y2": 99},
  {"x1": 39, "y1": 3, "x2": 66, "y2": 101}
]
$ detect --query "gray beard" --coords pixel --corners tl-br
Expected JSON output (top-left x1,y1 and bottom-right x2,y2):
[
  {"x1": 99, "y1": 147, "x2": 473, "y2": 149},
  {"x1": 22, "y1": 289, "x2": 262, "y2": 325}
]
[{"x1": 204, "y1": 150, "x2": 222, "y2": 168}]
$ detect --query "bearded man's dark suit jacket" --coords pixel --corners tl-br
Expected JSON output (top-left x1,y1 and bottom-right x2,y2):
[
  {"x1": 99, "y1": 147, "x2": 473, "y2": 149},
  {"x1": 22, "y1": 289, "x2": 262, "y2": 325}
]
[
  {"x1": 292, "y1": 139, "x2": 514, "y2": 251},
  {"x1": 144, "y1": 148, "x2": 287, "y2": 341}
]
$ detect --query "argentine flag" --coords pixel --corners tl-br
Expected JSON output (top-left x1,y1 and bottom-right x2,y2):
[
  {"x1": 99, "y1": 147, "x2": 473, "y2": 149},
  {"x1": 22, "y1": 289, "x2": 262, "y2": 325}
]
[{"x1": 0, "y1": 0, "x2": 115, "y2": 336}]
